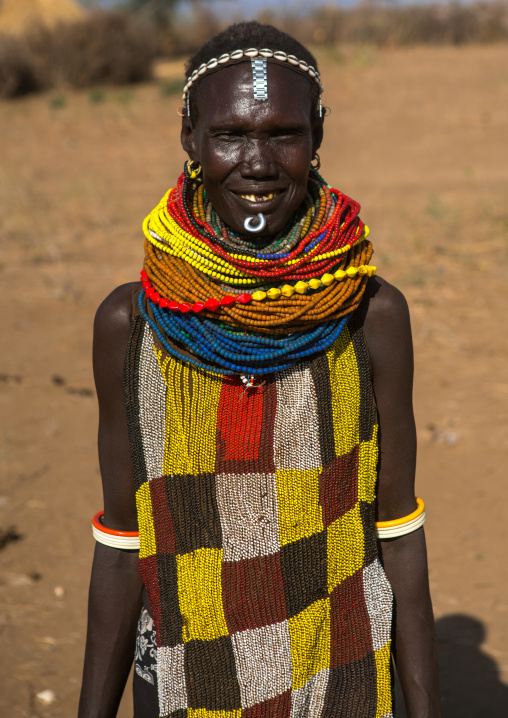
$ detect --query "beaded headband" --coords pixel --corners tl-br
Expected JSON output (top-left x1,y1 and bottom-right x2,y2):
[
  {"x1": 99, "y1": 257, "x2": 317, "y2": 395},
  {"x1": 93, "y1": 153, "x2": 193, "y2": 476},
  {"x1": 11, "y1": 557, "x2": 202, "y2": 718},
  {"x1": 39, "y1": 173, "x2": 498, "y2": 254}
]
[{"x1": 183, "y1": 47, "x2": 324, "y2": 117}]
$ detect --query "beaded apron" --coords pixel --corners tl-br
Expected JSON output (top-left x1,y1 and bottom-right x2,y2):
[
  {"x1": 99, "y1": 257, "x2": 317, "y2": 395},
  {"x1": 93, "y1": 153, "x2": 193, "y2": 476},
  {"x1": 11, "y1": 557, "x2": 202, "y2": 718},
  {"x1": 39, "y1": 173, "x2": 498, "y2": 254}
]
[{"x1": 124, "y1": 303, "x2": 394, "y2": 718}]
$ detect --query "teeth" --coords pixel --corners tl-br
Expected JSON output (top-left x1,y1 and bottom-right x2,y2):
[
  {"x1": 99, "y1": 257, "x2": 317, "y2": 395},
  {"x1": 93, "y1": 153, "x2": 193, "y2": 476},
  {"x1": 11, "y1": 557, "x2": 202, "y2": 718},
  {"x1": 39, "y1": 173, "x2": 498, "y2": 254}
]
[{"x1": 240, "y1": 192, "x2": 277, "y2": 202}]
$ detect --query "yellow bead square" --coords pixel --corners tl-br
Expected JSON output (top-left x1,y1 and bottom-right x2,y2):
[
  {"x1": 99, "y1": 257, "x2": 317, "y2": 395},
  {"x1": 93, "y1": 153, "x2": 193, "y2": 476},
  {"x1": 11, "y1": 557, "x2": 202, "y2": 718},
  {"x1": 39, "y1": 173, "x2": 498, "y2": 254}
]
[
  {"x1": 358, "y1": 427, "x2": 379, "y2": 504},
  {"x1": 176, "y1": 548, "x2": 228, "y2": 643},
  {"x1": 326, "y1": 328, "x2": 360, "y2": 457},
  {"x1": 327, "y1": 504, "x2": 364, "y2": 593},
  {"x1": 136, "y1": 483, "x2": 156, "y2": 559},
  {"x1": 289, "y1": 598, "x2": 331, "y2": 689},
  {"x1": 375, "y1": 642, "x2": 392, "y2": 717},
  {"x1": 275, "y1": 468, "x2": 324, "y2": 546},
  {"x1": 163, "y1": 361, "x2": 222, "y2": 475}
]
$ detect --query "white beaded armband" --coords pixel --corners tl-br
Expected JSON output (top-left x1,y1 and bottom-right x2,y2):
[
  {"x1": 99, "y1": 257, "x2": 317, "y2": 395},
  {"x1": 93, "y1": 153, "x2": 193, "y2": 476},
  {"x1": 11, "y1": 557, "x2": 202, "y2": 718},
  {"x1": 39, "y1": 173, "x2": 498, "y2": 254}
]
[
  {"x1": 92, "y1": 511, "x2": 140, "y2": 550},
  {"x1": 375, "y1": 498, "x2": 426, "y2": 539}
]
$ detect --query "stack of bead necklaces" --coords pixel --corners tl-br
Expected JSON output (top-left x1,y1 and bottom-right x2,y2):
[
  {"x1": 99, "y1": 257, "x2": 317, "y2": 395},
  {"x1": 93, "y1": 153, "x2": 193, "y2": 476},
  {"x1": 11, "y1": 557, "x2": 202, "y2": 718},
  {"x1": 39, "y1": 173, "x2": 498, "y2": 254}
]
[{"x1": 138, "y1": 164, "x2": 376, "y2": 376}]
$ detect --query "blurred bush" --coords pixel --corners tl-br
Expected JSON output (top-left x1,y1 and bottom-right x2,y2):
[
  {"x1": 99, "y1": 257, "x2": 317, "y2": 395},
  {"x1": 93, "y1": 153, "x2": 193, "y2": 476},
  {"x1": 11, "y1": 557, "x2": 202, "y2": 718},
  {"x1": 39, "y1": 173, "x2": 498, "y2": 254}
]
[
  {"x1": 2, "y1": 2, "x2": 508, "y2": 100},
  {"x1": 0, "y1": 10, "x2": 155, "y2": 99},
  {"x1": 270, "y1": 1, "x2": 508, "y2": 49},
  {"x1": 0, "y1": 32, "x2": 41, "y2": 98}
]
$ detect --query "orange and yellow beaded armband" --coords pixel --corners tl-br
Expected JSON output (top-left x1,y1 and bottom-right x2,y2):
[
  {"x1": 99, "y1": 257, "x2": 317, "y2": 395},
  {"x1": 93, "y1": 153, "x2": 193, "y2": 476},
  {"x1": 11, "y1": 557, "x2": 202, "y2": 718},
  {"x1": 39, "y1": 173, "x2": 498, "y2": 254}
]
[
  {"x1": 375, "y1": 498, "x2": 426, "y2": 539},
  {"x1": 92, "y1": 511, "x2": 140, "y2": 550}
]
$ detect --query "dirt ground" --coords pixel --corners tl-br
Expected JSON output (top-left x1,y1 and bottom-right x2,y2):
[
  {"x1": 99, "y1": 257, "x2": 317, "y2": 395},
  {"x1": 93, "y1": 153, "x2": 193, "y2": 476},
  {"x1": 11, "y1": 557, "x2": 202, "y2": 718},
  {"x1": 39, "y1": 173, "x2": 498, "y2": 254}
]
[{"x1": 0, "y1": 44, "x2": 507, "y2": 717}]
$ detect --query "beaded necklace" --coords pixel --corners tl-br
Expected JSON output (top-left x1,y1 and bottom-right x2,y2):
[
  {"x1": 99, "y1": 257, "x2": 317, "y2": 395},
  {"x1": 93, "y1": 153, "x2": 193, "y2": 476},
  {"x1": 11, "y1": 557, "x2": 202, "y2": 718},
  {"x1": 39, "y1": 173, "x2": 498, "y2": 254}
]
[{"x1": 139, "y1": 167, "x2": 375, "y2": 374}]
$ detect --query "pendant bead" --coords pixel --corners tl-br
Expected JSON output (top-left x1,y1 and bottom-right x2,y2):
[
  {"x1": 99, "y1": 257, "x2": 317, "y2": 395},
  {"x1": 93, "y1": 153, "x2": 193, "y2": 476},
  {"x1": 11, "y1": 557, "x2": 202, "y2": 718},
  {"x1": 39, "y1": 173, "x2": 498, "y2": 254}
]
[
  {"x1": 236, "y1": 293, "x2": 252, "y2": 304},
  {"x1": 294, "y1": 281, "x2": 308, "y2": 294},
  {"x1": 308, "y1": 278, "x2": 322, "y2": 290},
  {"x1": 205, "y1": 298, "x2": 220, "y2": 311},
  {"x1": 267, "y1": 288, "x2": 281, "y2": 300}
]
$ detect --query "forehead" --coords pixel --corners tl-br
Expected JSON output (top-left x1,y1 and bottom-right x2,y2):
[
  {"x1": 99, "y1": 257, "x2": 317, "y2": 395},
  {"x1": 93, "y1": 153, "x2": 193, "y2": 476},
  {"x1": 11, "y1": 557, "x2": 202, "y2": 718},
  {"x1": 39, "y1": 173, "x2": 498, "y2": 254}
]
[{"x1": 193, "y1": 62, "x2": 315, "y2": 129}]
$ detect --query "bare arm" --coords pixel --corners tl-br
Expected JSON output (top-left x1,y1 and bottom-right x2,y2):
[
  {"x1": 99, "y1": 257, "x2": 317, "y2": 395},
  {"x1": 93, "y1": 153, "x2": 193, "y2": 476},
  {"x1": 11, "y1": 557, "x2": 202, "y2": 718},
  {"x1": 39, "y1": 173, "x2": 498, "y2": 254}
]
[
  {"x1": 78, "y1": 283, "x2": 144, "y2": 718},
  {"x1": 362, "y1": 277, "x2": 441, "y2": 718}
]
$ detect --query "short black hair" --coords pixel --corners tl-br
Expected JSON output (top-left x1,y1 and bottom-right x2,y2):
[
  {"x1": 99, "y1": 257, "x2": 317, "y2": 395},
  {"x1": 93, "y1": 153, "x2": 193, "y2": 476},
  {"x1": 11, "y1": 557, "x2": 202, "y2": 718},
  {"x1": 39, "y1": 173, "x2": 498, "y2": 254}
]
[{"x1": 185, "y1": 21, "x2": 321, "y2": 122}]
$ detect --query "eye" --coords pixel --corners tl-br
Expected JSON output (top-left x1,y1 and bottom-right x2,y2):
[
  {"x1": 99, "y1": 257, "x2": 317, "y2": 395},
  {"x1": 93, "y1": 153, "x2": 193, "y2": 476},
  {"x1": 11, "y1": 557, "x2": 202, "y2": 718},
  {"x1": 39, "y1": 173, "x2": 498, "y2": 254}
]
[
  {"x1": 272, "y1": 128, "x2": 306, "y2": 140},
  {"x1": 211, "y1": 130, "x2": 243, "y2": 142}
]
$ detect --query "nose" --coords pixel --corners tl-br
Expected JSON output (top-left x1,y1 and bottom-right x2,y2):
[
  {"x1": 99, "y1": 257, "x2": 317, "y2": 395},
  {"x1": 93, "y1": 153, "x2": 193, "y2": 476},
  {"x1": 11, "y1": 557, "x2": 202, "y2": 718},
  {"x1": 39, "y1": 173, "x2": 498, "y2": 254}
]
[{"x1": 240, "y1": 138, "x2": 277, "y2": 179}]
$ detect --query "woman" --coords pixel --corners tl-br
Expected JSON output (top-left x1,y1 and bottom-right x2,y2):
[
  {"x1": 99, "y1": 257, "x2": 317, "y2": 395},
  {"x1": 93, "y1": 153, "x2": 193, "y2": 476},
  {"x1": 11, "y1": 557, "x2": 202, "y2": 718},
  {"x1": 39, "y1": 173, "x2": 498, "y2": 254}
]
[{"x1": 79, "y1": 21, "x2": 441, "y2": 718}]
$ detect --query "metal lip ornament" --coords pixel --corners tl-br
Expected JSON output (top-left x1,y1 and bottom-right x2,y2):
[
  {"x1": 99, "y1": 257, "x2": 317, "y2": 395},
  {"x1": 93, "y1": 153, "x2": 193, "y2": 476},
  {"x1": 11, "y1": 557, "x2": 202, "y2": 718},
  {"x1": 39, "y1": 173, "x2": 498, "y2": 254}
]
[{"x1": 244, "y1": 213, "x2": 267, "y2": 233}]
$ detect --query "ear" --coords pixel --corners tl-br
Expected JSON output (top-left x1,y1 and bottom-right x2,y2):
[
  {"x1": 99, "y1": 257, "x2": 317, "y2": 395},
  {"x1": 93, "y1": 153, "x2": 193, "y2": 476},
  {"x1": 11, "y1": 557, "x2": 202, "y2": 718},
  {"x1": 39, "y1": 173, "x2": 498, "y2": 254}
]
[
  {"x1": 180, "y1": 115, "x2": 199, "y2": 161},
  {"x1": 311, "y1": 114, "x2": 324, "y2": 155}
]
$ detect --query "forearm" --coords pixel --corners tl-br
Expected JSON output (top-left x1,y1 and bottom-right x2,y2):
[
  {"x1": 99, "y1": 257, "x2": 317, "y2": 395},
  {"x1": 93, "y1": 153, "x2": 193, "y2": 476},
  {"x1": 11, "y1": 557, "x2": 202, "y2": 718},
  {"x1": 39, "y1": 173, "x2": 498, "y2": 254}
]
[
  {"x1": 380, "y1": 529, "x2": 442, "y2": 718},
  {"x1": 78, "y1": 543, "x2": 144, "y2": 718}
]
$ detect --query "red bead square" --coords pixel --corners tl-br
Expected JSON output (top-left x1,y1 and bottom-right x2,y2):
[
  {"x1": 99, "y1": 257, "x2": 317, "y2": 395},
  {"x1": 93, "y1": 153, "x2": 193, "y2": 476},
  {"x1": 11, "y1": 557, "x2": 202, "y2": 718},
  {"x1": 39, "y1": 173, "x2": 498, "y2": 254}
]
[
  {"x1": 138, "y1": 554, "x2": 163, "y2": 642},
  {"x1": 320, "y1": 445, "x2": 359, "y2": 528},
  {"x1": 242, "y1": 690, "x2": 291, "y2": 718},
  {"x1": 216, "y1": 378, "x2": 276, "y2": 474},
  {"x1": 222, "y1": 553, "x2": 287, "y2": 634},
  {"x1": 330, "y1": 569, "x2": 373, "y2": 668},
  {"x1": 149, "y1": 475, "x2": 176, "y2": 554}
]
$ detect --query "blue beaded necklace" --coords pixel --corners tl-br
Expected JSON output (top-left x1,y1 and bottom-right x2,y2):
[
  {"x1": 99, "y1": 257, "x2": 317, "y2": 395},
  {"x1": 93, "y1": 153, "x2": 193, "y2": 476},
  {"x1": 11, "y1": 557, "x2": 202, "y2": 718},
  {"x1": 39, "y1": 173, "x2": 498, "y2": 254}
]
[{"x1": 138, "y1": 289, "x2": 350, "y2": 376}]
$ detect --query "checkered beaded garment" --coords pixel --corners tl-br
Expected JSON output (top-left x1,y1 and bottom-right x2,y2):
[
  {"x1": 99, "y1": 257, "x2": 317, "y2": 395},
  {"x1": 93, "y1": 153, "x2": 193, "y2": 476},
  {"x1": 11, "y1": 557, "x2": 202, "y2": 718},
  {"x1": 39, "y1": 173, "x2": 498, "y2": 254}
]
[{"x1": 124, "y1": 307, "x2": 394, "y2": 718}]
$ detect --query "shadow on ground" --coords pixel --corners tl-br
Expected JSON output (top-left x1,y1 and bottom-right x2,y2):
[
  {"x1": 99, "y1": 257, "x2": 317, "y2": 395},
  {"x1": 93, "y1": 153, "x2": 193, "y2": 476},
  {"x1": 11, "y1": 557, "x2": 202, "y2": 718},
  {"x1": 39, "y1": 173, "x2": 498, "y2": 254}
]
[{"x1": 394, "y1": 614, "x2": 508, "y2": 717}]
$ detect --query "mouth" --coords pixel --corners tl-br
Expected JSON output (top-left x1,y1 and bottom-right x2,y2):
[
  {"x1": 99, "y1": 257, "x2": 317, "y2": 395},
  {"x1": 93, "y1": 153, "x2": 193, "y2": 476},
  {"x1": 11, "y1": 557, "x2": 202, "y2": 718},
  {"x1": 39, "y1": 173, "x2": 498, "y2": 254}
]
[
  {"x1": 238, "y1": 190, "x2": 282, "y2": 202},
  {"x1": 232, "y1": 189, "x2": 285, "y2": 206}
]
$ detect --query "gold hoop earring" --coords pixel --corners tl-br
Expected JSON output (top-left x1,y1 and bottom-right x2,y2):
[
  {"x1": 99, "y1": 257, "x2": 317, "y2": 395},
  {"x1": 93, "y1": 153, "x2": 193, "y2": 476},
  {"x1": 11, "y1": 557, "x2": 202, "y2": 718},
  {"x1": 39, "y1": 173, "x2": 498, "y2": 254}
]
[
  {"x1": 186, "y1": 159, "x2": 202, "y2": 180},
  {"x1": 310, "y1": 153, "x2": 321, "y2": 171}
]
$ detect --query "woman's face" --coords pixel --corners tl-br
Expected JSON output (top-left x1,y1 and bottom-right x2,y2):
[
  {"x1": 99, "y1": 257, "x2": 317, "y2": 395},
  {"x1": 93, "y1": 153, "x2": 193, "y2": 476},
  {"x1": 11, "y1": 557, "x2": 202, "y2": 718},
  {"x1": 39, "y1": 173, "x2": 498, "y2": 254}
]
[{"x1": 181, "y1": 62, "x2": 323, "y2": 239}]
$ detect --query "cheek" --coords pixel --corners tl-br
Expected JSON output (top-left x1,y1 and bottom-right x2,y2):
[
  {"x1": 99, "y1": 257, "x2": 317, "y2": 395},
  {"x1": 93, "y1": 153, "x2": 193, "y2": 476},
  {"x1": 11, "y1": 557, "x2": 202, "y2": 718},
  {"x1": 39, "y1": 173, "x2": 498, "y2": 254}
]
[
  {"x1": 199, "y1": 139, "x2": 244, "y2": 179},
  {"x1": 275, "y1": 140, "x2": 313, "y2": 176}
]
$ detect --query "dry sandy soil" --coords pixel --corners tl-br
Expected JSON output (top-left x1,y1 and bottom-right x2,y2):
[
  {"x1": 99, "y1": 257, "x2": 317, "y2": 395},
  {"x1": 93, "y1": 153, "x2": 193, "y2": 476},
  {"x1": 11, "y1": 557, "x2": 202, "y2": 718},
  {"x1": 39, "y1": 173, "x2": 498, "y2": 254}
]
[{"x1": 0, "y1": 44, "x2": 507, "y2": 717}]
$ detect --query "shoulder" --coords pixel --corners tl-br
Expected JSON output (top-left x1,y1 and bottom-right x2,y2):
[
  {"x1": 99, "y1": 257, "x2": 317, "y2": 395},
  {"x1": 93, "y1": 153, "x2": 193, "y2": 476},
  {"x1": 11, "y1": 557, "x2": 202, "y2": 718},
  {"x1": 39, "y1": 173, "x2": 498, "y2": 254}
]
[
  {"x1": 94, "y1": 282, "x2": 140, "y2": 340},
  {"x1": 93, "y1": 282, "x2": 140, "y2": 393},
  {"x1": 359, "y1": 276, "x2": 413, "y2": 378},
  {"x1": 361, "y1": 275, "x2": 410, "y2": 329}
]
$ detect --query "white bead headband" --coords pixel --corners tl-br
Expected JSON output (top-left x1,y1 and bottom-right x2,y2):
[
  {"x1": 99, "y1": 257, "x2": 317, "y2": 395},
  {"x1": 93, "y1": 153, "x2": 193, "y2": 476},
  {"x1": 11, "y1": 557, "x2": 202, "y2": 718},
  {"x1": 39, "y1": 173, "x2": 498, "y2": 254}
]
[{"x1": 183, "y1": 47, "x2": 324, "y2": 117}]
